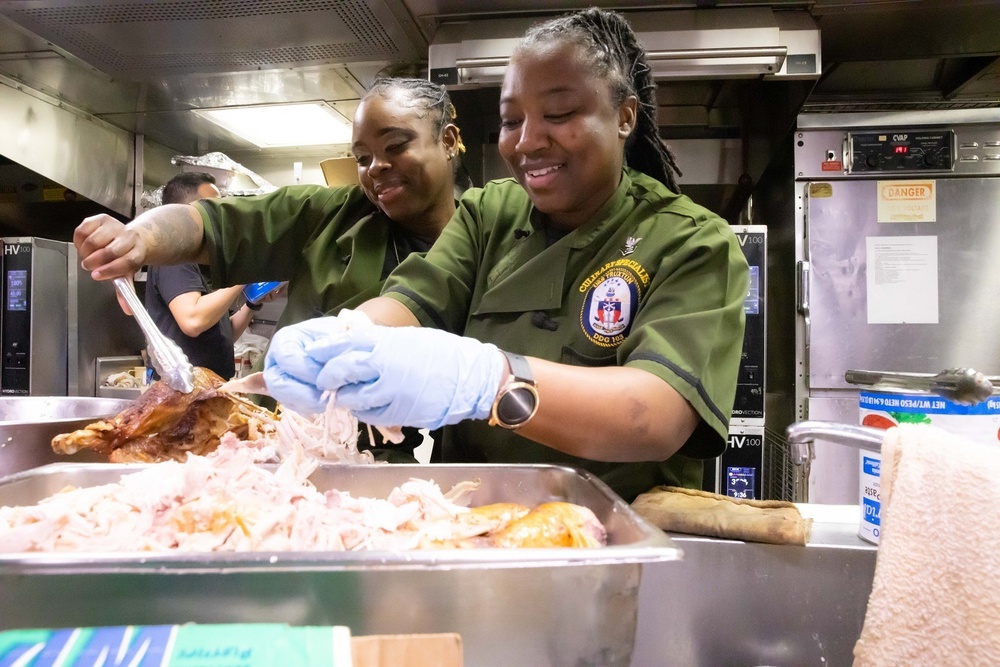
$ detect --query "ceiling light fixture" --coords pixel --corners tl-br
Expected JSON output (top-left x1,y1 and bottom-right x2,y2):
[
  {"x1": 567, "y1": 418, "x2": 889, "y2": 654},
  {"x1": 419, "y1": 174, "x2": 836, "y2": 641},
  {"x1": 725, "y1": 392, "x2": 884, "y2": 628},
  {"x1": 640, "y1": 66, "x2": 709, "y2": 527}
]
[{"x1": 193, "y1": 102, "x2": 352, "y2": 148}]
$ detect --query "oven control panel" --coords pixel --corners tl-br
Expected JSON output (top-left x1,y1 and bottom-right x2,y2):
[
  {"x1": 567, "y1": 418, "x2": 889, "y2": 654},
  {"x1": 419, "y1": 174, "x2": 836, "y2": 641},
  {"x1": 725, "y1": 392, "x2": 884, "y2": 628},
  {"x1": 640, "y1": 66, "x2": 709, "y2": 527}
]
[
  {"x1": 849, "y1": 129, "x2": 955, "y2": 172},
  {"x1": 730, "y1": 227, "x2": 766, "y2": 421},
  {"x1": 1, "y1": 242, "x2": 31, "y2": 394}
]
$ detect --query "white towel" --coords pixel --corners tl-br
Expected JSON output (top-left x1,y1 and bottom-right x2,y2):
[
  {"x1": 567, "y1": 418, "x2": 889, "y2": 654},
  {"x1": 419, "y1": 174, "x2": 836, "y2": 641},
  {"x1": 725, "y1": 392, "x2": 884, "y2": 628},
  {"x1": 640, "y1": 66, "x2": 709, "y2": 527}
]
[{"x1": 854, "y1": 423, "x2": 1000, "y2": 666}]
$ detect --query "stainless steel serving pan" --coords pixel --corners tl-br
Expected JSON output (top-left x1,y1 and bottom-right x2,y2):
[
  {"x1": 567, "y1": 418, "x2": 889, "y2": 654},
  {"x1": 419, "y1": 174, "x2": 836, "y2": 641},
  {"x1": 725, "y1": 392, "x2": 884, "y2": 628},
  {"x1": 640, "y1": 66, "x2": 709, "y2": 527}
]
[
  {"x1": 0, "y1": 396, "x2": 133, "y2": 477},
  {"x1": 0, "y1": 462, "x2": 680, "y2": 667}
]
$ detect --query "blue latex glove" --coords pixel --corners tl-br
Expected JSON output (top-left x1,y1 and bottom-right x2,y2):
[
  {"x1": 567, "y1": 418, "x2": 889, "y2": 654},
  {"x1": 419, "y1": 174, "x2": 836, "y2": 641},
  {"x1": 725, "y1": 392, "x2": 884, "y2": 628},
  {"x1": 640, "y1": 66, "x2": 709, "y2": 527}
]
[
  {"x1": 263, "y1": 317, "x2": 348, "y2": 414},
  {"x1": 264, "y1": 320, "x2": 506, "y2": 429}
]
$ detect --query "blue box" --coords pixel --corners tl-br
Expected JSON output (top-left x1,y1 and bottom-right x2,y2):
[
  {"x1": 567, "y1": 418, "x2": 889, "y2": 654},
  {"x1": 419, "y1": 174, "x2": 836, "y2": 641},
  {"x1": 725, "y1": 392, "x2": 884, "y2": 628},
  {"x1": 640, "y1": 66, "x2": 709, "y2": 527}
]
[
  {"x1": 0, "y1": 624, "x2": 353, "y2": 666},
  {"x1": 243, "y1": 281, "x2": 282, "y2": 304}
]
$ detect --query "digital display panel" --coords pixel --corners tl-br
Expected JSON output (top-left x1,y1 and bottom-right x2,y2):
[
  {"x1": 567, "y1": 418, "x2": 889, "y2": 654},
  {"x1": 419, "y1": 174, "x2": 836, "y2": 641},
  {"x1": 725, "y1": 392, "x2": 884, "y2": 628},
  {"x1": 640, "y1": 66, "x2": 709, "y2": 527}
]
[
  {"x1": 726, "y1": 466, "x2": 756, "y2": 499},
  {"x1": 743, "y1": 266, "x2": 760, "y2": 315},
  {"x1": 894, "y1": 145, "x2": 908, "y2": 154},
  {"x1": 5, "y1": 270, "x2": 27, "y2": 311}
]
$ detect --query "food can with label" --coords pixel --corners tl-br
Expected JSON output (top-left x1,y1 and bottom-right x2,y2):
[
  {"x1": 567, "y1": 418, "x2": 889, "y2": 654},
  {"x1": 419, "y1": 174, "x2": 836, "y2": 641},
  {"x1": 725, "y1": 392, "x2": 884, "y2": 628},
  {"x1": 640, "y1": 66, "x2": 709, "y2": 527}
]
[{"x1": 858, "y1": 389, "x2": 1000, "y2": 544}]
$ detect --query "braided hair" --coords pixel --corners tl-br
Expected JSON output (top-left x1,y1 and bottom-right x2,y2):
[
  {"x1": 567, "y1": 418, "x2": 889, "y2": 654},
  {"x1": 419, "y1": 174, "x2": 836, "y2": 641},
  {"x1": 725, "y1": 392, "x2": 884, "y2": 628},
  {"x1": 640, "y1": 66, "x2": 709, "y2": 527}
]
[
  {"x1": 364, "y1": 77, "x2": 471, "y2": 189},
  {"x1": 364, "y1": 77, "x2": 466, "y2": 155},
  {"x1": 516, "y1": 8, "x2": 682, "y2": 193}
]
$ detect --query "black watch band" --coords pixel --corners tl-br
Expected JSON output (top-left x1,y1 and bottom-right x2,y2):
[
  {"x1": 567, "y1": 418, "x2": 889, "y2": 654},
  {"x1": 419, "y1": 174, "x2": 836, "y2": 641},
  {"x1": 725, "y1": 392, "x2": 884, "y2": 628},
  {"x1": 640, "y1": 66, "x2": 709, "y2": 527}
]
[
  {"x1": 245, "y1": 300, "x2": 264, "y2": 311},
  {"x1": 489, "y1": 351, "x2": 539, "y2": 429},
  {"x1": 504, "y1": 351, "x2": 533, "y2": 383}
]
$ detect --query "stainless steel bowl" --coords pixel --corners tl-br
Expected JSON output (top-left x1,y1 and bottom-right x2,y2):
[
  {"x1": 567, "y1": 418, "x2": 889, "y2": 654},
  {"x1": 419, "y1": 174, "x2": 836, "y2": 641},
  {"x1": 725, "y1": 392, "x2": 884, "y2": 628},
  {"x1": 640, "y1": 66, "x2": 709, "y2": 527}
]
[{"x1": 0, "y1": 396, "x2": 133, "y2": 478}]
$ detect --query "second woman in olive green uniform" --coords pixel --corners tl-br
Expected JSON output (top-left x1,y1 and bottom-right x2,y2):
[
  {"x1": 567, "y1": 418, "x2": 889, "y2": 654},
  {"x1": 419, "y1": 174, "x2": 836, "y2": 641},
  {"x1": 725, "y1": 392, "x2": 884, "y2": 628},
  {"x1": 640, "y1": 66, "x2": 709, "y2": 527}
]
[
  {"x1": 263, "y1": 9, "x2": 751, "y2": 501},
  {"x1": 73, "y1": 78, "x2": 466, "y2": 461},
  {"x1": 195, "y1": 78, "x2": 466, "y2": 335}
]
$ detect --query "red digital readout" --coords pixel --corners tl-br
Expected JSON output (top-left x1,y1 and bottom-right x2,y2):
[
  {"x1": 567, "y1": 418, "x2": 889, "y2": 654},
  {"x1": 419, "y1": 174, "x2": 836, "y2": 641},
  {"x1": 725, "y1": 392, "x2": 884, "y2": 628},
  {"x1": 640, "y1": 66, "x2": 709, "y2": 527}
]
[{"x1": 894, "y1": 146, "x2": 909, "y2": 154}]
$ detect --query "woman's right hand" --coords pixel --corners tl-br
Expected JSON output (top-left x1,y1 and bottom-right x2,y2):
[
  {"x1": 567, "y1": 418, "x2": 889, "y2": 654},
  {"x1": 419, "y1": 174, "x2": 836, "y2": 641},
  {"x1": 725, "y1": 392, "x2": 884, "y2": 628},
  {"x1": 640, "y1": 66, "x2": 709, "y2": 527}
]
[
  {"x1": 74, "y1": 214, "x2": 148, "y2": 280},
  {"x1": 264, "y1": 315, "x2": 504, "y2": 428}
]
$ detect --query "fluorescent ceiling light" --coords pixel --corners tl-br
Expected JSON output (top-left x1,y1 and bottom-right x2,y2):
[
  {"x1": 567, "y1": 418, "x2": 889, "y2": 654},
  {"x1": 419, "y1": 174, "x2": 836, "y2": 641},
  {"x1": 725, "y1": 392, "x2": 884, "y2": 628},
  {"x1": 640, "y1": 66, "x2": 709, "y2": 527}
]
[{"x1": 194, "y1": 102, "x2": 352, "y2": 147}]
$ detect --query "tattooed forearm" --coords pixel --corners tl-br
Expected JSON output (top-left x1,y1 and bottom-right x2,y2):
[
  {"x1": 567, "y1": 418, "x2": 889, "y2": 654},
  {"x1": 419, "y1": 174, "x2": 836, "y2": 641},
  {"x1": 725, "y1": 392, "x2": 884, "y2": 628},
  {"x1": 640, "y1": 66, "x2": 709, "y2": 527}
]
[{"x1": 129, "y1": 204, "x2": 207, "y2": 265}]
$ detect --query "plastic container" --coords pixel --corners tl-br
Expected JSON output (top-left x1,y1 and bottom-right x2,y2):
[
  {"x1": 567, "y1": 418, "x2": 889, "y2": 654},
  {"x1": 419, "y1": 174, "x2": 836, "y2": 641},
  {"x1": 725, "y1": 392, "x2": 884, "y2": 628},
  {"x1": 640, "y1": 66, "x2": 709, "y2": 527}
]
[
  {"x1": 243, "y1": 281, "x2": 282, "y2": 304},
  {"x1": 858, "y1": 389, "x2": 1000, "y2": 544}
]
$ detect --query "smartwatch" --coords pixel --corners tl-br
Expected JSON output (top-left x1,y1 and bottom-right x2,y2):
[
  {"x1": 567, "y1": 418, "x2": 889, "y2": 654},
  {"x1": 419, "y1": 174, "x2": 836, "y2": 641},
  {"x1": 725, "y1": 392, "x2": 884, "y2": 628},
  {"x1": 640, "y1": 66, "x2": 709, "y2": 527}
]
[
  {"x1": 245, "y1": 300, "x2": 264, "y2": 312},
  {"x1": 489, "y1": 351, "x2": 539, "y2": 429}
]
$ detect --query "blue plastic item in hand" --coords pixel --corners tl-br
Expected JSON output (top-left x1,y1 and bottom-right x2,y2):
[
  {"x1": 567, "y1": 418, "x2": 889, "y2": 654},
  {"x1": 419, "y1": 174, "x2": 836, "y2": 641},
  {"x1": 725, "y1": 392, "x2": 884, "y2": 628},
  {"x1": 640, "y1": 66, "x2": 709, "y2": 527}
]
[{"x1": 243, "y1": 281, "x2": 282, "y2": 304}]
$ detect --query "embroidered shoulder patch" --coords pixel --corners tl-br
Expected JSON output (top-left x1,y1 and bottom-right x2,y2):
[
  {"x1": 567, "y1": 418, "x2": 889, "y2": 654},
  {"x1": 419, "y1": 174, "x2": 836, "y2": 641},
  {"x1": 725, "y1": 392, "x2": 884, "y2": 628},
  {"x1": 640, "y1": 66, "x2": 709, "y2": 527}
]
[{"x1": 578, "y1": 258, "x2": 650, "y2": 348}]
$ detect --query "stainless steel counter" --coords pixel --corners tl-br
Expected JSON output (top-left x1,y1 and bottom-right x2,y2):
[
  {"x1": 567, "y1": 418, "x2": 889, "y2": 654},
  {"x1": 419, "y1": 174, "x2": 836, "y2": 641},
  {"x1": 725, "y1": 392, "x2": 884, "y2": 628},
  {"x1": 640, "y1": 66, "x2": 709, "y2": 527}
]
[
  {"x1": 632, "y1": 505, "x2": 877, "y2": 666},
  {"x1": 0, "y1": 459, "x2": 875, "y2": 666}
]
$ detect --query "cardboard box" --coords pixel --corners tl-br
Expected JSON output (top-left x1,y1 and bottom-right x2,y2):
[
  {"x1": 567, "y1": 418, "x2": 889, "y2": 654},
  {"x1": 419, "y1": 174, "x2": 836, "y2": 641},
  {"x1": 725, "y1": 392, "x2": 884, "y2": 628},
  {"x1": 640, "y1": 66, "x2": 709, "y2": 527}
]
[
  {"x1": 320, "y1": 157, "x2": 360, "y2": 187},
  {"x1": 352, "y1": 633, "x2": 463, "y2": 667}
]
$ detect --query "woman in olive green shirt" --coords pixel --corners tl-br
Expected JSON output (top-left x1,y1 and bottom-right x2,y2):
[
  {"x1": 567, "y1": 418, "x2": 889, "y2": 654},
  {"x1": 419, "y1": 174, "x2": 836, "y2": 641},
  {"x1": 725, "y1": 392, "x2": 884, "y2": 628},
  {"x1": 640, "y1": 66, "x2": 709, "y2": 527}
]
[
  {"x1": 262, "y1": 9, "x2": 750, "y2": 501},
  {"x1": 73, "y1": 77, "x2": 467, "y2": 461}
]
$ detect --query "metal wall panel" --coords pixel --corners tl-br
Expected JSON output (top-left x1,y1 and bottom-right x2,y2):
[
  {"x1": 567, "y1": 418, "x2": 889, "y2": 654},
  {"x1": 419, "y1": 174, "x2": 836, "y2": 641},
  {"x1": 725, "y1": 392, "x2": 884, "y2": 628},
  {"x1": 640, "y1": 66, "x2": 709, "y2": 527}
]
[
  {"x1": 806, "y1": 177, "x2": 1000, "y2": 387},
  {"x1": 0, "y1": 76, "x2": 133, "y2": 216}
]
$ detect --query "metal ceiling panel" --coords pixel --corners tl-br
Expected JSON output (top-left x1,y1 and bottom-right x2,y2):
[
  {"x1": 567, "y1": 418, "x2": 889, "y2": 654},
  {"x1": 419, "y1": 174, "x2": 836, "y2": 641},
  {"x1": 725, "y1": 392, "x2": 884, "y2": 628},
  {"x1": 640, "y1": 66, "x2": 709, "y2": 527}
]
[{"x1": 0, "y1": 0, "x2": 425, "y2": 79}]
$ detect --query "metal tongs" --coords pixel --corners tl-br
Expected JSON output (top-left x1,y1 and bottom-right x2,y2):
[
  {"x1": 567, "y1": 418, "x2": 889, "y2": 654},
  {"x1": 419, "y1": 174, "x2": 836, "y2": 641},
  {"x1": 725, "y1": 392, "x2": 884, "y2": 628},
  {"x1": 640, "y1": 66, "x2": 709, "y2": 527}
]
[
  {"x1": 845, "y1": 367, "x2": 995, "y2": 406},
  {"x1": 113, "y1": 276, "x2": 194, "y2": 393}
]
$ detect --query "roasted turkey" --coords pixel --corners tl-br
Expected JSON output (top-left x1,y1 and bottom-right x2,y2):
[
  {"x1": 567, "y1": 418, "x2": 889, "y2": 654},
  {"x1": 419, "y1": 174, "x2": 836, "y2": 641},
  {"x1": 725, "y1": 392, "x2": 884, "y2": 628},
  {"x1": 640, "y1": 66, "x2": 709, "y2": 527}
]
[
  {"x1": 424, "y1": 501, "x2": 607, "y2": 549},
  {"x1": 489, "y1": 502, "x2": 607, "y2": 548},
  {"x1": 51, "y1": 367, "x2": 275, "y2": 463}
]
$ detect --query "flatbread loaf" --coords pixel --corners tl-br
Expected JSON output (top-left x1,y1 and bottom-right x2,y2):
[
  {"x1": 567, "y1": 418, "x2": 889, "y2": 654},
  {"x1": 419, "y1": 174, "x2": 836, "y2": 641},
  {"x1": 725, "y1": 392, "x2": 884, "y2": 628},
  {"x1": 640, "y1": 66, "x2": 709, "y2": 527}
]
[{"x1": 631, "y1": 486, "x2": 812, "y2": 546}]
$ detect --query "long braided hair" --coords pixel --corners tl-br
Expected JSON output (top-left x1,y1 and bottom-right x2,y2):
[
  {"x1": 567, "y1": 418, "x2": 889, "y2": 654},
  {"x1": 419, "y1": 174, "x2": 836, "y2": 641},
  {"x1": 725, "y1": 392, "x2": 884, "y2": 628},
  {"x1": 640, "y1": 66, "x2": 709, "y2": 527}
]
[{"x1": 516, "y1": 8, "x2": 682, "y2": 193}]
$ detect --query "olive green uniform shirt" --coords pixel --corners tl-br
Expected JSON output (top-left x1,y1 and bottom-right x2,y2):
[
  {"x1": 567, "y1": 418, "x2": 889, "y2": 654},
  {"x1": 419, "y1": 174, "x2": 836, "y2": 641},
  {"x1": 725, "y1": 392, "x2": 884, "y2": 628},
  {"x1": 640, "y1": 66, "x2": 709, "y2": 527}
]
[
  {"x1": 196, "y1": 185, "x2": 396, "y2": 331},
  {"x1": 195, "y1": 184, "x2": 426, "y2": 462},
  {"x1": 383, "y1": 169, "x2": 749, "y2": 501}
]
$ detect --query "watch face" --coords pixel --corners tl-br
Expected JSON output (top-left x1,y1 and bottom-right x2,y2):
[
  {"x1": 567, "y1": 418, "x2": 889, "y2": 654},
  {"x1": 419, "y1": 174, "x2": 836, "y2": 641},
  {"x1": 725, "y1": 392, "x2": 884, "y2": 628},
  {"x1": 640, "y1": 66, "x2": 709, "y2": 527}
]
[{"x1": 497, "y1": 386, "x2": 536, "y2": 426}]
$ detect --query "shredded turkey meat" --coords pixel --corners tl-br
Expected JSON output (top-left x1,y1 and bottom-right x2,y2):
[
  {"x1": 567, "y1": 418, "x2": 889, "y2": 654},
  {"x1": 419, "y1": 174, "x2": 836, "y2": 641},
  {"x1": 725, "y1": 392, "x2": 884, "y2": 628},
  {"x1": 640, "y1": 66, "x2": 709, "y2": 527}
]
[
  {"x1": 30, "y1": 306, "x2": 608, "y2": 552},
  {"x1": 0, "y1": 436, "x2": 607, "y2": 553}
]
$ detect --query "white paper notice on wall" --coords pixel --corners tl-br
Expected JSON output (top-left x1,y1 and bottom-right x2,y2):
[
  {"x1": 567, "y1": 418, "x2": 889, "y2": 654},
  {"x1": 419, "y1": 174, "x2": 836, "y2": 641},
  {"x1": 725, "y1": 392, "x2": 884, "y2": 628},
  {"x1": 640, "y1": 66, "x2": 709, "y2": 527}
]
[
  {"x1": 877, "y1": 180, "x2": 937, "y2": 223},
  {"x1": 866, "y1": 236, "x2": 939, "y2": 324}
]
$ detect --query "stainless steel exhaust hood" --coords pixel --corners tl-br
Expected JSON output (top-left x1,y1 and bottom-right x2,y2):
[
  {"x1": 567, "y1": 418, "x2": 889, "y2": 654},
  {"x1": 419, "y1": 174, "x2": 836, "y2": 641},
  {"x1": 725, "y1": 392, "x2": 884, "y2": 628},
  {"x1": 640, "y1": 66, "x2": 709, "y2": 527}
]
[
  {"x1": 429, "y1": 8, "x2": 821, "y2": 89},
  {"x1": 0, "y1": 0, "x2": 423, "y2": 79}
]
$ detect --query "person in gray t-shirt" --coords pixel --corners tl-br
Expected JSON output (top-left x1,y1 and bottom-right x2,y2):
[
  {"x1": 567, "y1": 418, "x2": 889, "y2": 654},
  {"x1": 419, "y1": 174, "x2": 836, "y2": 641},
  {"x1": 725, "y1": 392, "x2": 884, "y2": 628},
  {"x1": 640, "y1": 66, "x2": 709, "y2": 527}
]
[{"x1": 143, "y1": 172, "x2": 253, "y2": 379}]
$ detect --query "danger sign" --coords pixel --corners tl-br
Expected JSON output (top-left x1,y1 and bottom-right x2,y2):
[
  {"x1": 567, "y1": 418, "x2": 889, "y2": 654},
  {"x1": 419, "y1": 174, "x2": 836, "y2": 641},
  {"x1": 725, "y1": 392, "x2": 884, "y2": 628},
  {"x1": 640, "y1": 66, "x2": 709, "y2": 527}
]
[{"x1": 877, "y1": 179, "x2": 937, "y2": 223}]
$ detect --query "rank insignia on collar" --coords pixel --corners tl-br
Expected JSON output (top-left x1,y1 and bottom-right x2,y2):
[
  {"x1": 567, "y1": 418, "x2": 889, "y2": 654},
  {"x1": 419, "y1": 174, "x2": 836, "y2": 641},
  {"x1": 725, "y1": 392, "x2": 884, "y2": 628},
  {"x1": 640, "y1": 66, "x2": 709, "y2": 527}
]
[{"x1": 621, "y1": 236, "x2": 642, "y2": 256}]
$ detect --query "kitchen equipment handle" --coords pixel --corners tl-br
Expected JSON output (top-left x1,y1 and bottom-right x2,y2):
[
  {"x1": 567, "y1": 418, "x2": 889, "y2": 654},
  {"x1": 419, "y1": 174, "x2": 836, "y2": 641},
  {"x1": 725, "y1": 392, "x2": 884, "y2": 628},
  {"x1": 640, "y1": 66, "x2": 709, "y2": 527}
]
[
  {"x1": 113, "y1": 277, "x2": 194, "y2": 393},
  {"x1": 796, "y1": 260, "x2": 811, "y2": 352},
  {"x1": 845, "y1": 367, "x2": 994, "y2": 405},
  {"x1": 796, "y1": 260, "x2": 810, "y2": 315}
]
